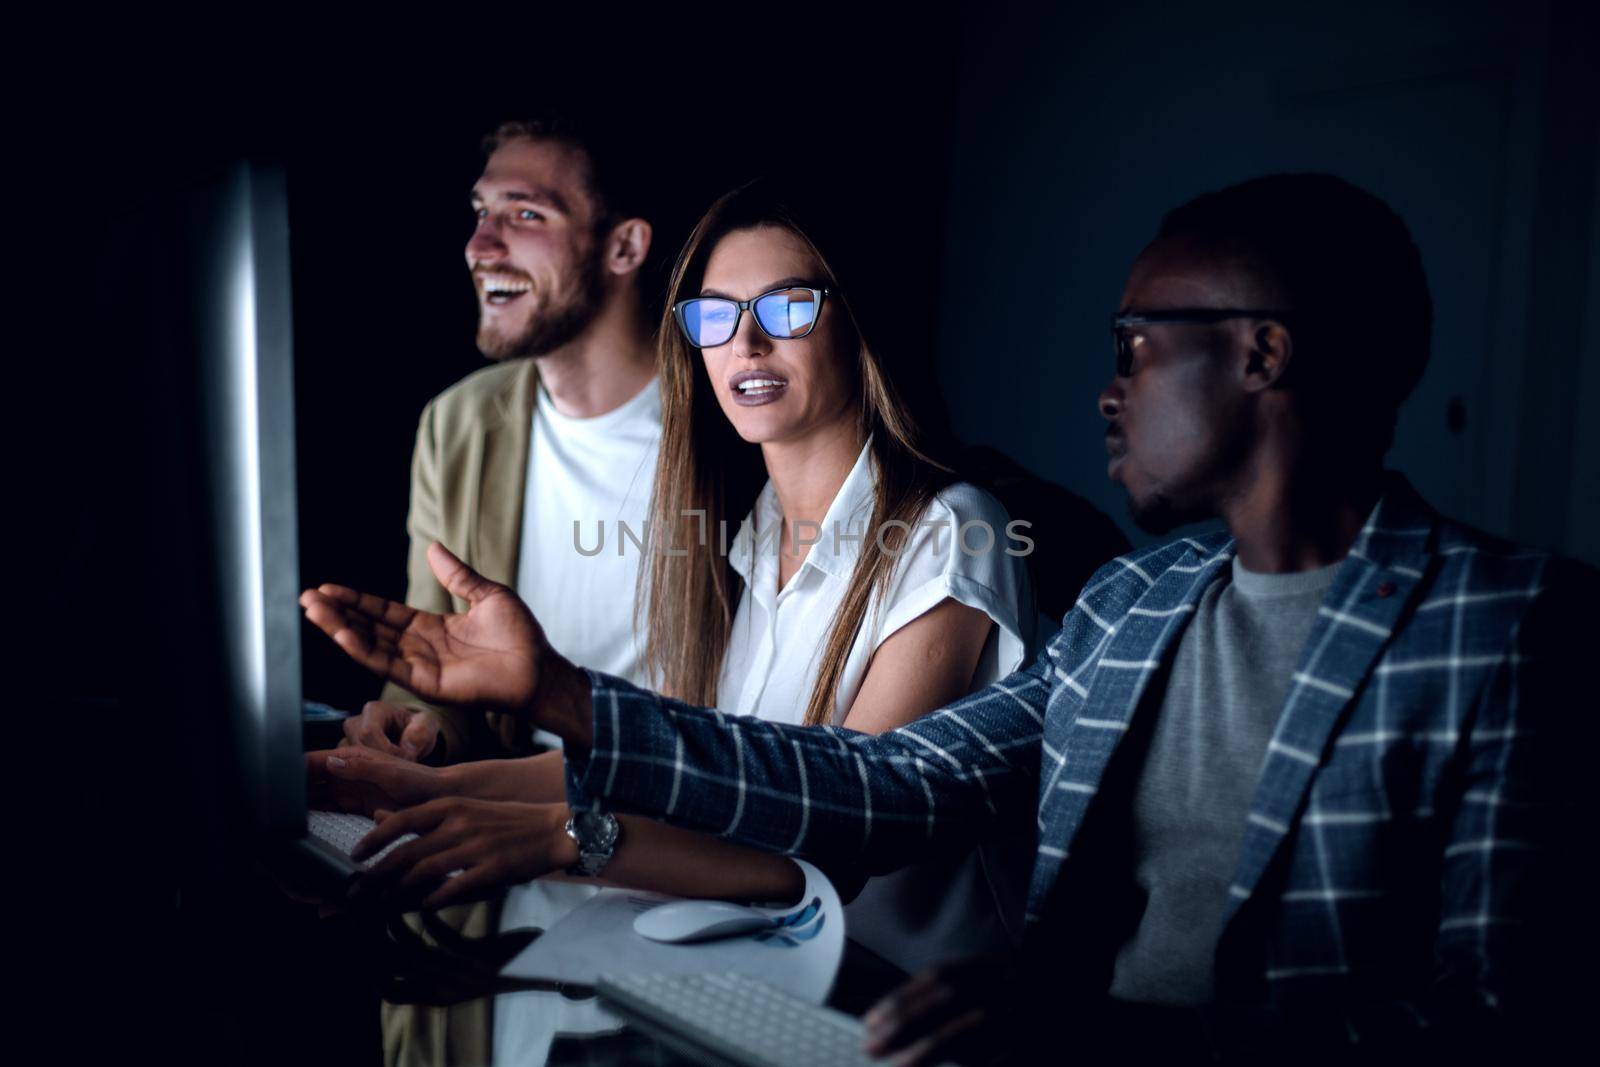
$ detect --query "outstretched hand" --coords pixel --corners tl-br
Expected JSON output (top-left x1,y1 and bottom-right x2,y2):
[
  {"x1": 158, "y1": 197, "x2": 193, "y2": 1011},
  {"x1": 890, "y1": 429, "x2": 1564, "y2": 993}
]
[{"x1": 300, "y1": 542, "x2": 547, "y2": 713}]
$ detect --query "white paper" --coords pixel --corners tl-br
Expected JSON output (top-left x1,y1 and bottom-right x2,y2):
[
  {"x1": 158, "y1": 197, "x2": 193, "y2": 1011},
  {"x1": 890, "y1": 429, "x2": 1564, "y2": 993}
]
[{"x1": 490, "y1": 878, "x2": 612, "y2": 1067}]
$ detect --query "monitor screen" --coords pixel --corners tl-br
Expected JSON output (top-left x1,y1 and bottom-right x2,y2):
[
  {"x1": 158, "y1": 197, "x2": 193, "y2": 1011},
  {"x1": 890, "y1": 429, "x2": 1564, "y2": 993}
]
[
  {"x1": 196, "y1": 162, "x2": 305, "y2": 836},
  {"x1": 114, "y1": 160, "x2": 307, "y2": 839}
]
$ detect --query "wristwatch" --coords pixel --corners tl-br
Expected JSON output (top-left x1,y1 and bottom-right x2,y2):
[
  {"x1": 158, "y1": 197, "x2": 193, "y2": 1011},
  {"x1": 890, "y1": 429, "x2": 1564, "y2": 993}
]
[{"x1": 563, "y1": 810, "x2": 622, "y2": 878}]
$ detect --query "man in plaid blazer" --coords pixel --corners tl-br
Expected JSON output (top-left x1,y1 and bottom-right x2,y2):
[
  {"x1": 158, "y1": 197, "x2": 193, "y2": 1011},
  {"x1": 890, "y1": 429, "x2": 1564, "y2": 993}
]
[
  {"x1": 304, "y1": 175, "x2": 1593, "y2": 1063},
  {"x1": 545, "y1": 477, "x2": 1588, "y2": 1062}
]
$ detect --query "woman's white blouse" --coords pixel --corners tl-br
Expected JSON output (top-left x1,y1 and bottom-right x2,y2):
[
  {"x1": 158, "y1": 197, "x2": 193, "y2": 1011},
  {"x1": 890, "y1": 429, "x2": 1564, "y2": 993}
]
[
  {"x1": 717, "y1": 437, "x2": 1036, "y2": 724},
  {"x1": 714, "y1": 437, "x2": 1037, "y2": 975}
]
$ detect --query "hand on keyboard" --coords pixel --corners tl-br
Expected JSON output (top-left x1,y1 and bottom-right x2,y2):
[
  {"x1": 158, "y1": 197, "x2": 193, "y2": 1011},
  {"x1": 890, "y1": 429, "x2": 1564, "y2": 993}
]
[
  {"x1": 344, "y1": 797, "x2": 575, "y2": 911},
  {"x1": 306, "y1": 810, "x2": 418, "y2": 868},
  {"x1": 306, "y1": 746, "x2": 443, "y2": 818}
]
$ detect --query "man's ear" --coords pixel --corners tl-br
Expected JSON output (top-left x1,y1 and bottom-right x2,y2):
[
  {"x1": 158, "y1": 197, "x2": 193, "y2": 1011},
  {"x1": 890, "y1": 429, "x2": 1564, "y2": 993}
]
[
  {"x1": 606, "y1": 218, "x2": 652, "y2": 276},
  {"x1": 1243, "y1": 320, "x2": 1292, "y2": 392}
]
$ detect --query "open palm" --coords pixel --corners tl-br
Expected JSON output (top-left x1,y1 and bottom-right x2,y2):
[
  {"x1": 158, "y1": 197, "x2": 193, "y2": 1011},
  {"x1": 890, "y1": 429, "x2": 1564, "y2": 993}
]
[{"x1": 300, "y1": 542, "x2": 547, "y2": 712}]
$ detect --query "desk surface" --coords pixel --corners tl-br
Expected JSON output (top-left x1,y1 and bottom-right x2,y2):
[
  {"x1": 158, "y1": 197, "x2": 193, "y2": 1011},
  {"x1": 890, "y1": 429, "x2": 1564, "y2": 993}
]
[{"x1": 367, "y1": 896, "x2": 902, "y2": 1067}]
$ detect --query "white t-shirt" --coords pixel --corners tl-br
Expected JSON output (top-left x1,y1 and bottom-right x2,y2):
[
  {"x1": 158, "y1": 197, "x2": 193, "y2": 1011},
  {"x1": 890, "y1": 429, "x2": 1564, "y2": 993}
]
[
  {"x1": 497, "y1": 378, "x2": 662, "y2": 1063},
  {"x1": 515, "y1": 377, "x2": 659, "y2": 687},
  {"x1": 718, "y1": 437, "x2": 1037, "y2": 973}
]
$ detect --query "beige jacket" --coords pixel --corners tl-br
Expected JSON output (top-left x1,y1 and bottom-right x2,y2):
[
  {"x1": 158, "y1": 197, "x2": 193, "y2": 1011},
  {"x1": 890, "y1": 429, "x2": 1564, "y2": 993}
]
[{"x1": 381, "y1": 357, "x2": 540, "y2": 760}]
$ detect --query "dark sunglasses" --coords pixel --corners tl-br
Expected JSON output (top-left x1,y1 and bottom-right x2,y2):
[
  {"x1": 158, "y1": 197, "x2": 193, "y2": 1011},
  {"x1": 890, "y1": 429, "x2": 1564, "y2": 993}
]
[
  {"x1": 673, "y1": 287, "x2": 831, "y2": 348},
  {"x1": 1109, "y1": 308, "x2": 1293, "y2": 377}
]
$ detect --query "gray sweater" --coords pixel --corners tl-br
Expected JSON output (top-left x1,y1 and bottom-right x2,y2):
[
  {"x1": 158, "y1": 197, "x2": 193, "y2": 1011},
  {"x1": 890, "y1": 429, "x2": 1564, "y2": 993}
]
[{"x1": 1109, "y1": 555, "x2": 1341, "y2": 1005}]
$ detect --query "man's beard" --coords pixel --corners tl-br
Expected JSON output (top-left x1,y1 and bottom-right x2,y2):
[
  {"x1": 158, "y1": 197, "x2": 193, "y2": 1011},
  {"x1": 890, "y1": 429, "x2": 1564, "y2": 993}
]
[
  {"x1": 1125, "y1": 491, "x2": 1191, "y2": 535},
  {"x1": 475, "y1": 245, "x2": 608, "y2": 361},
  {"x1": 1124, "y1": 480, "x2": 1216, "y2": 535}
]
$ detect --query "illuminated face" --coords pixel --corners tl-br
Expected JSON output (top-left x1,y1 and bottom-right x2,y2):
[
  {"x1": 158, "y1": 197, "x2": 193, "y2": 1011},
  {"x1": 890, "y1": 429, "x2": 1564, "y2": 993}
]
[
  {"x1": 1099, "y1": 238, "x2": 1258, "y2": 533},
  {"x1": 697, "y1": 226, "x2": 857, "y2": 447},
  {"x1": 465, "y1": 137, "x2": 606, "y2": 360}
]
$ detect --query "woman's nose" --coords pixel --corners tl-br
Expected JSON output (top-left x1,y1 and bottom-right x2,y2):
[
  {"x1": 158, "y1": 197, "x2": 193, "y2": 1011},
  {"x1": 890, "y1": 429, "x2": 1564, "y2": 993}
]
[{"x1": 730, "y1": 307, "x2": 770, "y2": 360}]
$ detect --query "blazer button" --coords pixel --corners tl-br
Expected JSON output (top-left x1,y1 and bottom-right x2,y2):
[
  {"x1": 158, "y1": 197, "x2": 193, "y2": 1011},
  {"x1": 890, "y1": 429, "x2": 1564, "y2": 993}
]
[{"x1": 1376, "y1": 582, "x2": 1396, "y2": 598}]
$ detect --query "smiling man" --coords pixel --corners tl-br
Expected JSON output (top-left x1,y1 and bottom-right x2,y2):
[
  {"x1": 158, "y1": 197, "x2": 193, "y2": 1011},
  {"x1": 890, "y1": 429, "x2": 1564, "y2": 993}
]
[
  {"x1": 304, "y1": 173, "x2": 1594, "y2": 1064},
  {"x1": 339, "y1": 116, "x2": 663, "y2": 765}
]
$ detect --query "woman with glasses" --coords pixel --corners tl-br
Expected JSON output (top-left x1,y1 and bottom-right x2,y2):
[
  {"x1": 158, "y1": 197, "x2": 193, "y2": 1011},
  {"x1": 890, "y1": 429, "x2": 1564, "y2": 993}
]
[
  {"x1": 637, "y1": 179, "x2": 1037, "y2": 973},
  {"x1": 311, "y1": 181, "x2": 1037, "y2": 981}
]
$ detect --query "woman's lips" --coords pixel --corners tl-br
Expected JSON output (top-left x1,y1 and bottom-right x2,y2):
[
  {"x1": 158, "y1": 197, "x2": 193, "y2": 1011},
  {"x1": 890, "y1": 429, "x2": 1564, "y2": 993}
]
[{"x1": 729, "y1": 371, "x2": 790, "y2": 407}]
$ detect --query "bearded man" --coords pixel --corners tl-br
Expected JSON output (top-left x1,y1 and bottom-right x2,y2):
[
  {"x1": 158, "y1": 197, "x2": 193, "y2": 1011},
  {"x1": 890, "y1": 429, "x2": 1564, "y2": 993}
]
[{"x1": 340, "y1": 115, "x2": 663, "y2": 764}]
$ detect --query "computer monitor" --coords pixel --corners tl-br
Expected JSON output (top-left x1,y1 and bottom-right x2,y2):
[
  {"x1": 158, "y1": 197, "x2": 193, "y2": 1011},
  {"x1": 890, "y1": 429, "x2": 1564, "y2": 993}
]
[
  {"x1": 97, "y1": 156, "x2": 388, "y2": 1065},
  {"x1": 112, "y1": 159, "x2": 339, "y2": 870},
  {"x1": 193, "y1": 161, "x2": 306, "y2": 836}
]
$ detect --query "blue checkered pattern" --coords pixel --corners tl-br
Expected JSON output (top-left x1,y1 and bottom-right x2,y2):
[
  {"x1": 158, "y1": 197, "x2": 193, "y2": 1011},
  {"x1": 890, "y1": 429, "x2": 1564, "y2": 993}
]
[{"x1": 565, "y1": 476, "x2": 1590, "y2": 1051}]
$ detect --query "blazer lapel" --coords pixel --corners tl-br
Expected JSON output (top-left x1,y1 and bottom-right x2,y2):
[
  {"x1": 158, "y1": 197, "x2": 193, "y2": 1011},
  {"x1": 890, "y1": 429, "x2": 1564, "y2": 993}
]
[
  {"x1": 473, "y1": 358, "x2": 538, "y2": 586},
  {"x1": 1031, "y1": 540, "x2": 1233, "y2": 908},
  {"x1": 1219, "y1": 479, "x2": 1437, "y2": 925}
]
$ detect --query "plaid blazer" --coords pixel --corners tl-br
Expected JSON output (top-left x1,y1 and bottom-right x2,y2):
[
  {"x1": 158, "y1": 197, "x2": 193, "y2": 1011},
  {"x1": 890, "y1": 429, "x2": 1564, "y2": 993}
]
[{"x1": 566, "y1": 476, "x2": 1591, "y2": 1055}]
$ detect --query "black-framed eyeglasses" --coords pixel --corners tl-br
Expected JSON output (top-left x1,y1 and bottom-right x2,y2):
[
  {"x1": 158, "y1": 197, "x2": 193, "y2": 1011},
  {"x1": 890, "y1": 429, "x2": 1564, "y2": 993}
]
[
  {"x1": 1109, "y1": 308, "x2": 1293, "y2": 377},
  {"x1": 673, "y1": 287, "x2": 832, "y2": 348}
]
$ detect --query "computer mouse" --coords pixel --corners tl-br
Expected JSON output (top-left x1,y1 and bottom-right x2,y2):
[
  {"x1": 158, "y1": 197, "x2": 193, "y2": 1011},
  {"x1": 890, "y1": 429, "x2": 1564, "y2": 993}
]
[{"x1": 632, "y1": 900, "x2": 775, "y2": 944}]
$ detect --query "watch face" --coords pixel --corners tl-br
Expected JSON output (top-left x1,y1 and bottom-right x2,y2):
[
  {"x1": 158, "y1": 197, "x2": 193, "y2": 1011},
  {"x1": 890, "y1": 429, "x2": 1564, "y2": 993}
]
[{"x1": 574, "y1": 810, "x2": 620, "y2": 851}]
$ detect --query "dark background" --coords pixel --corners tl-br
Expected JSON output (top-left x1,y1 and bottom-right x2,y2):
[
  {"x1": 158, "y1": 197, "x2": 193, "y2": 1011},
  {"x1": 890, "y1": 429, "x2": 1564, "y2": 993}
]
[
  {"x1": 37, "y1": 2, "x2": 1598, "y2": 1064},
  {"x1": 935, "y1": 0, "x2": 1599, "y2": 572}
]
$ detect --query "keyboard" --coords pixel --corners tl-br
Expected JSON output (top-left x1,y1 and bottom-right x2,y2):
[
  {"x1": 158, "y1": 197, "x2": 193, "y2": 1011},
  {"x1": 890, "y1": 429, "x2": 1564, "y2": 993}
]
[
  {"x1": 307, "y1": 810, "x2": 417, "y2": 868},
  {"x1": 596, "y1": 972, "x2": 877, "y2": 1067}
]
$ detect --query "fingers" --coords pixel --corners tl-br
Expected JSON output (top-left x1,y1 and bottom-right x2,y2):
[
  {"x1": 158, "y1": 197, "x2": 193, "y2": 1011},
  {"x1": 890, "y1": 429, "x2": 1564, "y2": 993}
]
[
  {"x1": 333, "y1": 630, "x2": 406, "y2": 686},
  {"x1": 324, "y1": 750, "x2": 391, "y2": 785},
  {"x1": 420, "y1": 862, "x2": 503, "y2": 910},
  {"x1": 341, "y1": 705, "x2": 406, "y2": 757},
  {"x1": 300, "y1": 591, "x2": 415, "y2": 689},
  {"x1": 306, "y1": 750, "x2": 372, "y2": 813},
  {"x1": 426, "y1": 542, "x2": 503, "y2": 605},
  {"x1": 337, "y1": 732, "x2": 398, "y2": 758},
  {"x1": 352, "y1": 800, "x2": 452, "y2": 863},
  {"x1": 864, "y1": 971, "x2": 958, "y2": 1056},
  {"x1": 302, "y1": 591, "x2": 407, "y2": 651},
  {"x1": 386, "y1": 844, "x2": 477, "y2": 905},
  {"x1": 299, "y1": 591, "x2": 374, "y2": 646},
  {"x1": 325, "y1": 749, "x2": 438, "y2": 813},
  {"x1": 865, "y1": 956, "x2": 1022, "y2": 1065},
  {"x1": 363, "y1": 701, "x2": 412, "y2": 733},
  {"x1": 352, "y1": 802, "x2": 479, "y2": 909},
  {"x1": 346, "y1": 799, "x2": 561, "y2": 913},
  {"x1": 879, "y1": 1007, "x2": 990, "y2": 1067},
  {"x1": 305, "y1": 750, "x2": 341, "y2": 806},
  {"x1": 308, "y1": 584, "x2": 419, "y2": 631},
  {"x1": 400, "y1": 713, "x2": 441, "y2": 761},
  {"x1": 353, "y1": 840, "x2": 465, "y2": 908},
  {"x1": 307, "y1": 748, "x2": 344, "y2": 781}
]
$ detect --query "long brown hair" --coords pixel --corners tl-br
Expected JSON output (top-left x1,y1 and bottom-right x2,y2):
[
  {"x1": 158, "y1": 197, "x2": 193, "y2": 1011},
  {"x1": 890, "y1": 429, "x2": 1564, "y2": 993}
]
[{"x1": 641, "y1": 181, "x2": 956, "y2": 726}]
